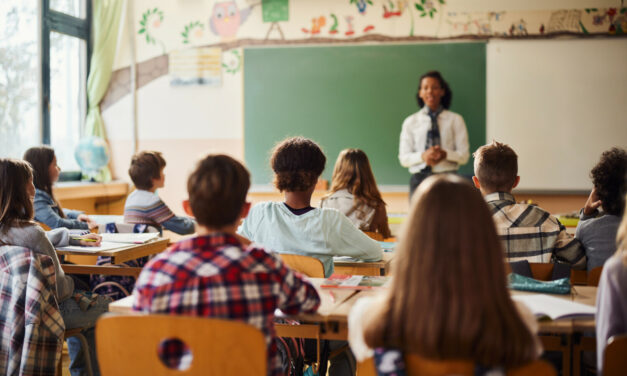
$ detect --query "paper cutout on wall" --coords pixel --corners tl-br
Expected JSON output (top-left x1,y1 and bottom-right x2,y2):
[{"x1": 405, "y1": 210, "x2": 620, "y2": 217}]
[
  {"x1": 262, "y1": 0, "x2": 289, "y2": 40},
  {"x1": 138, "y1": 7, "x2": 166, "y2": 53},
  {"x1": 181, "y1": 21, "x2": 204, "y2": 44},
  {"x1": 222, "y1": 49, "x2": 242, "y2": 74},
  {"x1": 169, "y1": 48, "x2": 222, "y2": 86},
  {"x1": 209, "y1": 1, "x2": 254, "y2": 41},
  {"x1": 350, "y1": 0, "x2": 373, "y2": 15}
]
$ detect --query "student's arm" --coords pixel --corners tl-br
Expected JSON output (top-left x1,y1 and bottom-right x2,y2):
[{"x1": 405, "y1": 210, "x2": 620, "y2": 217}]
[
  {"x1": 398, "y1": 117, "x2": 425, "y2": 168},
  {"x1": 272, "y1": 251, "x2": 321, "y2": 315},
  {"x1": 441, "y1": 114, "x2": 469, "y2": 165},
  {"x1": 62, "y1": 208, "x2": 83, "y2": 220},
  {"x1": 237, "y1": 204, "x2": 261, "y2": 241},
  {"x1": 552, "y1": 224, "x2": 587, "y2": 270},
  {"x1": 329, "y1": 212, "x2": 383, "y2": 261},
  {"x1": 161, "y1": 216, "x2": 196, "y2": 235},
  {"x1": 34, "y1": 196, "x2": 89, "y2": 230}
]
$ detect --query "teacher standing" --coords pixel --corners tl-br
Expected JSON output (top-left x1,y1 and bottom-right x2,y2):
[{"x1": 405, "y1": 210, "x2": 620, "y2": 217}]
[{"x1": 398, "y1": 70, "x2": 469, "y2": 197}]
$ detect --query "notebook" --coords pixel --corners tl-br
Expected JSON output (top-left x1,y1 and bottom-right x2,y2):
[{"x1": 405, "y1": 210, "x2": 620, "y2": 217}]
[
  {"x1": 321, "y1": 274, "x2": 389, "y2": 290},
  {"x1": 98, "y1": 233, "x2": 160, "y2": 244},
  {"x1": 511, "y1": 294, "x2": 595, "y2": 320}
]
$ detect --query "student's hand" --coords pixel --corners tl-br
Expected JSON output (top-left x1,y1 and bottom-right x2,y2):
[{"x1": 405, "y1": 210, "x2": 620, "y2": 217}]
[
  {"x1": 78, "y1": 214, "x2": 98, "y2": 230},
  {"x1": 583, "y1": 187, "x2": 603, "y2": 216},
  {"x1": 78, "y1": 234, "x2": 102, "y2": 247}
]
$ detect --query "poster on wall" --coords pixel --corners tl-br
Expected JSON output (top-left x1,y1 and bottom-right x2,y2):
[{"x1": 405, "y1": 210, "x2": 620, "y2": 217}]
[{"x1": 169, "y1": 47, "x2": 223, "y2": 86}]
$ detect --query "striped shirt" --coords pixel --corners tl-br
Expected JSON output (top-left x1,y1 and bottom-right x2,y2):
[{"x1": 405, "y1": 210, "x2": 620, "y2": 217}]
[
  {"x1": 486, "y1": 192, "x2": 586, "y2": 270},
  {"x1": 132, "y1": 233, "x2": 321, "y2": 376},
  {"x1": 124, "y1": 189, "x2": 176, "y2": 226}
]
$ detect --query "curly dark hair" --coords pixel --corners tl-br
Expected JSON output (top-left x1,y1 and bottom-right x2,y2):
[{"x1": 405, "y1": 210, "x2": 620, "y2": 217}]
[
  {"x1": 271, "y1": 137, "x2": 326, "y2": 192},
  {"x1": 416, "y1": 70, "x2": 452, "y2": 109},
  {"x1": 590, "y1": 147, "x2": 627, "y2": 216}
]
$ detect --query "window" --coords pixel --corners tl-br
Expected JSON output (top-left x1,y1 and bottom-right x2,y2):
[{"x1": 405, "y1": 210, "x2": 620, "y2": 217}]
[
  {"x1": 0, "y1": 1, "x2": 90, "y2": 171},
  {"x1": 42, "y1": 0, "x2": 92, "y2": 171}
]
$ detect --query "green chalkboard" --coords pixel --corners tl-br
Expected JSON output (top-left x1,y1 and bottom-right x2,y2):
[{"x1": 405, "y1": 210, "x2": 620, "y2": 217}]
[{"x1": 244, "y1": 43, "x2": 486, "y2": 186}]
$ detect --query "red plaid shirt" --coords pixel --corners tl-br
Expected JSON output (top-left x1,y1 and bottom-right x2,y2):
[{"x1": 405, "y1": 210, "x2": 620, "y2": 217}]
[{"x1": 132, "y1": 233, "x2": 321, "y2": 376}]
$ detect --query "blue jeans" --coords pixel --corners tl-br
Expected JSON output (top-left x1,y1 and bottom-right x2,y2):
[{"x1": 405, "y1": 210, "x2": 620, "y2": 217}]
[{"x1": 59, "y1": 294, "x2": 111, "y2": 376}]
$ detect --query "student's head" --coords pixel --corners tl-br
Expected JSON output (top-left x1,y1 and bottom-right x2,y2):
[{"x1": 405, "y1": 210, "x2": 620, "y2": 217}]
[
  {"x1": 128, "y1": 151, "x2": 166, "y2": 191},
  {"x1": 473, "y1": 141, "x2": 520, "y2": 194},
  {"x1": 23, "y1": 146, "x2": 59, "y2": 194},
  {"x1": 270, "y1": 137, "x2": 326, "y2": 192},
  {"x1": 363, "y1": 175, "x2": 536, "y2": 367},
  {"x1": 416, "y1": 70, "x2": 452, "y2": 110},
  {"x1": 0, "y1": 159, "x2": 35, "y2": 231},
  {"x1": 185, "y1": 154, "x2": 250, "y2": 229},
  {"x1": 328, "y1": 148, "x2": 384, "y2": 207},
  {"x1": 590, "y1": 147, "x2": 627, "y2": 216}
]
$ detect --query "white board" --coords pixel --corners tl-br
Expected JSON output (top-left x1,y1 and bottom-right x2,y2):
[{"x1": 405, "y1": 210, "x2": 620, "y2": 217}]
[{"x1": 487, "y1": 38, "x2": 627, "y2": 191}]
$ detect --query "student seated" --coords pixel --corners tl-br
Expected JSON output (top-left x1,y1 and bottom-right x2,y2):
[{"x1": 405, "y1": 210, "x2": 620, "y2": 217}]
[
  {"x1": 472, "y1": 141, "x2": 586, "y2": 269},
  {"x1": 23, "y1": 146, "x2": 97, "y2": 230},
  {"x1": 238, "y1": 137, "x2": 383, "y2": 277},
  {"x1": 596, "y1": 201, "x2": 627, "y2": 375},
  {"x1": 348, "y1": 175, "x2": 541, "y2": 372},
  {"x1": 124, "y1": 151, "x2": 195, "y2": 234},
  {"x1": 0, "y1": 159, "x2": 110, "y2": 376},
  {"x1": 577, "y1": 147, "x2": 626, "y2": 271},
  {"x1": 133, "y1": 154, "x2": 320, "y2": 376},
  {"x1": 321, "y1": 149, "x2": 391, "y2": 239}
]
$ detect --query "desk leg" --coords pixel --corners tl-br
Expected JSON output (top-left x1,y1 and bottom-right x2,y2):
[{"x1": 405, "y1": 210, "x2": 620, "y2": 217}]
[{"x1": 540, "y1": 334, "x2": 572, "y2": 376}]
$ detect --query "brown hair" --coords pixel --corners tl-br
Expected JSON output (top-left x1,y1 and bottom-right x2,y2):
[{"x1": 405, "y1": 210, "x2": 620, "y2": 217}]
[
  {"x1": 617, "y1": 195, "x2": 627, "y2": 265},
  {"x1": 187, "y1": 154, "x2": 250, "y2": 228},
  {"x1": 473, "y1": 141, "x2": 518, "y2": 193},
  {"x1": 270, "y1": 137, "x2": 326, "y2": 192},
  {"x1": 590, "y1": 147, "x2": 627, "y2": 216},
  {"x1": 363, "y1": 175, "x2": 537, "y2": 368},
  {"x1": 324, "y1": 149, "x2": 390, "y2": 237},
  {"x1": 0, "y1": 159, "x2": 35, "y2": 235},
  {"x1": 128, "y1": 151, "x2": 166, "y2": 190},
  {"x1": 22, "y1": 146, "x2": 65, "y2": 218}
]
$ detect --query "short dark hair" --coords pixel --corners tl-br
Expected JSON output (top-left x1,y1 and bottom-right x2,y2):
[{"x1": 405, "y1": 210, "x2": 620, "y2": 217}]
[
  {"x1": 187, "y1": 154, "x2": 250, "y2": 228},
  {"x1": 271, "y1": 137, "x2": 326, "y2": 192},
  {"x1": 473, "y1": 141, "x2": 518, "y2": 193},
  {"x1": 590, "y1": 147, "x2": 627, "y2": 216},
  {"x1": 128, "y1": 151, "x2": 166, "y2": 190},
  {"x1": 416, "y1": 70, "x2": 452, "y2": 109}
]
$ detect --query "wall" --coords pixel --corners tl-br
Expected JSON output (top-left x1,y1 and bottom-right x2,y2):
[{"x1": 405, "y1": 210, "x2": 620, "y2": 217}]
[{"x1": 101, "y1": 0, "x2": 625, "y2": 214}]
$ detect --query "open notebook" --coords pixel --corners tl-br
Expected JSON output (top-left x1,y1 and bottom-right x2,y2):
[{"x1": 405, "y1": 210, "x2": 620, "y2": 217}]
[
  {"x1": 511, "y1": 294, "x2": 595, "y2": 320},
  {"x1": 98, "y1": 233, "x2": 160, "y2": 244},
  {"x1": 321, "y1": 274, "x2": 389, "y2": 290}
]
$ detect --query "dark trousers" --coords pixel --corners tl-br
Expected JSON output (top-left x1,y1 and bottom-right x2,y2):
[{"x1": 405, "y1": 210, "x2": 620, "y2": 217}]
[{"x1": 409, "y1": 170, "x2": 433, "y2": 199}]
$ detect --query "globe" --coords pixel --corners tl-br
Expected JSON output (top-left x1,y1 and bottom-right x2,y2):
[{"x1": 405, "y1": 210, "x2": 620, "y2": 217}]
[{"x1": 74, "y1": 137, "x2": 110, "y2": 178}]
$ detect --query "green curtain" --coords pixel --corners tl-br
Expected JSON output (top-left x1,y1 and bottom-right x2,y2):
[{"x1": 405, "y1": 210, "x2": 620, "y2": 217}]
[{"x1": 84, "y1": 0, "x2": 124, "y2": 182}]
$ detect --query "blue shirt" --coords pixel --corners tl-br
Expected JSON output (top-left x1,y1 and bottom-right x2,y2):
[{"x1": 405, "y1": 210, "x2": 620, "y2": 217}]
[
  {"x1": 33, "y1": 189, "x2": 88, "y2": 230},
  {"x1": 238, "y1": 202, "x2": 383, "y2": 277}
]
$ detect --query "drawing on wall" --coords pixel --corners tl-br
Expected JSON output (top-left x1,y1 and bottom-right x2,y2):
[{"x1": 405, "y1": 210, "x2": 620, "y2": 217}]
[
  {"x1": 383, "y1": 1, "x2": 406, "y2": 18},
  {"x1": 547, "y1": 10, "x2": 583, "y2": 33},
  {"x1": 345, "y1": 16, "x2": 355, "y2": 36},
  {"x1": 585, "y1": 7, "x2": 626, "y2": 34},
  {"x1": 181, "y1": 21, "x2": 204, "y2": 44},
  {"x1": 138, "y1": 7, "x2": 166, "y2": 53},
  {"x1": 262, "y1": 0, "x2": 289, "y2": 40},
  {"x1": 209, "y1": 1, "x2": 255, "y2": 40},
  {"x1": 447, "y1": 13, "x2": 493, "y2": 35},
  {"x1": 350, "y1": 0, "x2": 373, "y2": 15},
  {"x1": 329, "y1": 14, "x2": 339, "y2": 34},
  {"x1": 415, "y1": 0, "x2": 445, "y2": 19},
  {"x1": 222, "y1": 49, "x2": 242, "y2": 74},
  {"x1": 169, "y1": 47, "x2": 222, "y2": 86},
  {"x1": 302, "y1": 16, "x2": 326, "y2": 35},
  {"x1": 509, "y1": 19, "x2": 528, "y2": 36}
]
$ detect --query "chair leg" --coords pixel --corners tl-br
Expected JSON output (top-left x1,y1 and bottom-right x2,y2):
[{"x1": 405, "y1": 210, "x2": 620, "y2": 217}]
[{"x1": 72, "y1": 332, "x2": 94, "y2": 376}]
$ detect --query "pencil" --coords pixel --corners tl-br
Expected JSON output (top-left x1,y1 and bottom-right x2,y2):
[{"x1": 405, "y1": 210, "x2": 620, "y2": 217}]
[{"x1": 71, "y1": 237, "x2": 98, "y2": 242}]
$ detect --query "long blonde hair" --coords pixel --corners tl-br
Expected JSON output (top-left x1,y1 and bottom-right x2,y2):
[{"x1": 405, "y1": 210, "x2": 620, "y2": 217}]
[
  {"x1": 363, "y1": 175, "x2": 536, "y2": 368},
  {"x1": 325, "y1": 149, "x2": 385, "y2": 216}
]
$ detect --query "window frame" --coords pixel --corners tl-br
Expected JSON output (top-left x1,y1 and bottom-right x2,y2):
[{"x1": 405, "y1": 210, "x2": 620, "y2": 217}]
[{"x1": 41, "y1": 0, "x2": 92, "y2": 145}]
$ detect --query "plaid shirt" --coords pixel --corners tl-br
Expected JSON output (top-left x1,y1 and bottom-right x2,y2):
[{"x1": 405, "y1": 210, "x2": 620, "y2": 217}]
[
  {"x1": 0, "y1": 246, "x2": 65, "y2": 375},
  {"x1": 132, "y1": 233, "x2": 321, "y2": 376},
  {"x1": 486, "y1": 192, "x2": 586, "y2": 270}
]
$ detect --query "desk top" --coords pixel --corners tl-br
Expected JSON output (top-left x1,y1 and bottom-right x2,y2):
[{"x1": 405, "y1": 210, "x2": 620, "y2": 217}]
[
  {"x1": 333, "y1": 252, "x2": 394, "y2": 268},
  {"x1": 56, "y1": 238, "x2": 169, "y2": 264}
]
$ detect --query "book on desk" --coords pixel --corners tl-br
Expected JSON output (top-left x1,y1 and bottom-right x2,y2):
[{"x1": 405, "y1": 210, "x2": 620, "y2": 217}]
[
  {"x1": 512, "y1": 294, "x2": 595, "y2": 321},
  {"x1": 321, "y1": 274, "x2": 389, "y2": 290}
]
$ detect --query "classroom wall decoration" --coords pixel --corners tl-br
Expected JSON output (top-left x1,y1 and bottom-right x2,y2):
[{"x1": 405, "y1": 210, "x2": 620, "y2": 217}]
[{"x1": 169, "y1": 48, "x2": 222, "y2": 86}]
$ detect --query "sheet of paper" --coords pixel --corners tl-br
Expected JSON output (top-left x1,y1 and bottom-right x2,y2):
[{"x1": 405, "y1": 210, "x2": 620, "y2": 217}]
[
  {"x1": 99, "y1": 233, "x2": 159, "y2": 244},
  {"x1": 57, "y1": 241, "x2": 129, "y2": 252}
]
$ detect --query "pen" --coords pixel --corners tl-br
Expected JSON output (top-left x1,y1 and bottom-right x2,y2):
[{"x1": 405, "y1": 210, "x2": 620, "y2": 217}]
[{"x1": 71, "y1": 237, "x2": 98, "y2": 242}]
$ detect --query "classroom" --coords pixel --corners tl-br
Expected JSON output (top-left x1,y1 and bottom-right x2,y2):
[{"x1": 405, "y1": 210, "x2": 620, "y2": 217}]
[{"x1": 1, "y1": 0, "x2": 626, "y2": 375}]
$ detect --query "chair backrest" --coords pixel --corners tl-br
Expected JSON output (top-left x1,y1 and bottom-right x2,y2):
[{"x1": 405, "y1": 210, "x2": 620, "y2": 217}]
[
  {"x1": 279, "y1": 254, "x2": 325, "y2": 278},
  {"x1": 603, "y1": 334, "x2": 627, "y2": 376},
  {"x1": 357, "y1": 355, "x2": 556, "y2": 376},
  {"x1": 96, "y1": 315, "x2": 266, "y2": 375},
  {"x1": 586, "y1": 266, "x2": 603, "y2": 286}
]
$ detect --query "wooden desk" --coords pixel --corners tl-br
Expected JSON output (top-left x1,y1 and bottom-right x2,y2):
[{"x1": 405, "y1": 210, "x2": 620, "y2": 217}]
[
  {"x1": 54, "y1": 181, "x2": 129, "y2": 215},
  {"x1": 333, "y1": 253, "x2": 394, "y2": 276},
  {"x1": 58, "y1": 238, "x2": 169, "y2": 276}
]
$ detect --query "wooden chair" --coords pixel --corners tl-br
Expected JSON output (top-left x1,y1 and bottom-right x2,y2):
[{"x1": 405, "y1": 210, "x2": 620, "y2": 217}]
[
  {"x1": 279, "y1": 254, "x2": 325, "y2": 278},
  {"x1": 96, "y1": 315, "x2": 266, "y2": 375},
  {"x1": 363, "y1": 231, "x2": 384, "y2": 241},
  {"x1": 603, "y1": 334, "x2": 627, "y2": 376},
  {"x1": 586, "y1": 266, "x2": 603, "y2": 286},
  {"x1": 357, "y1": 354, "x2": 556, "y2": 376}
]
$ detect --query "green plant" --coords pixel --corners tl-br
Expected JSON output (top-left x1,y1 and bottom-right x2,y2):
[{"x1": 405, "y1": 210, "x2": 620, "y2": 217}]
[{"x1": 138, "y1": 8, "x2": 164, "y2": 45}]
